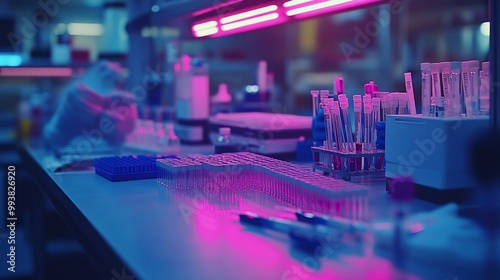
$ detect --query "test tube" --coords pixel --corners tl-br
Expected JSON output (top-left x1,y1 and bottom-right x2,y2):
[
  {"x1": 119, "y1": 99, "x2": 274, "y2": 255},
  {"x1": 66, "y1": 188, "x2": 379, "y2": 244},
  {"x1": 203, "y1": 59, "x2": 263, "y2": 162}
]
[
  {"x1": 331, "y1": 101, "x2": 344, "y2": 171},
  {"x1": 421, "y1": 63, "x2": 432, "y2": 116},
  {"x1": 353, "y1": 95, "x2": 363, "y2": 172},
  {"x1": 332, "y1": 101, "x2": 343, "y2": 151},
  {"x1": 340, "y1": 99, "x2": 354, "y2": 152},
  {"x1": 398, "y1": 93, "x2": 408, "y2": 115},
  {"x1": 372, "y1": 98, "x2": 384, "y2": 170},
  {"x1": 462, "y1": 61, "x2": 473, "y2": 117},
  {"x1": 388, "y1": 93, "x2": 398, "y2": 115},
  {"x1": 430, "y1": 63, "x2": 442, "y2": 117},
  {"x1": 450, "y1": 61, "x2": 462, "y2": 117},
  {"x1": 340, "y1": 98, "x2": 356, "y2": 172},
  {"x1": 480, "y1": 62, "x2": 490, "y2": 116},
  {"x1": 372, "y1": 98, "x2": 381, "y2": 127},
  {"x1": 380, "y1": 92, "x2": 389, "y2": 121},
  {"x1": 363, "y1": 100, "x2": 373, "y2": 171},
  {"x1": 320, "y1": 90, "x2": 330, "y2": 101},
  {"x1": 335, "y1": 77, "x2": 344, "y2": 99},
  {"x1": 469, "y1": 60, "x2": 480, "y2": 116},
  {"x1": 310, "y1": 90, "x2": 319, "y2": 117},
  {"x1": 440, "y1": 62, "x2": 452, "y2": 117},
  {"x1": 323, "y1": 103, "x2": 332, "y2": 169},
  {"x1": 403, "y1": 72, "x2": 416, "y2": 115}
]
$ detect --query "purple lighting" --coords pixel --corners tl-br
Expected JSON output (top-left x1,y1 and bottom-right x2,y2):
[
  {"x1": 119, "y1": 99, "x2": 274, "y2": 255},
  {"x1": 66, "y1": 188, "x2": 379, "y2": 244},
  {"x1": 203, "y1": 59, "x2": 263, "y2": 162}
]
[{"x1": 191, "y1": 0, "x2": 384, "y2": 38}]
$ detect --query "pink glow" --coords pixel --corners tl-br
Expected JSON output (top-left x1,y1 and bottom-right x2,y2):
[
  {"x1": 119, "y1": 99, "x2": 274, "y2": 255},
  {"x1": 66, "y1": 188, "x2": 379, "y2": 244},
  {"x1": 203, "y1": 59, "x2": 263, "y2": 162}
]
[
  {"x1": 408, "y1": 222, "x2": 424, "y2": 234},
  {"x1": 283, "y1": 0, "x2": 314, "y2": 7},
  {"x1": 285, "y1": 0, "x2": 383, "y2": 19},
  {"x1": 0, "y1": 67, "x2": 73, "y2": 77},
  {"x1": 221, "y1": 13, "x2": 281, "y2": 31},
  {"x1": 194, "y1": 27, "x2": 219, "y2": 38},
  {"x1": 286, "y1": 0, "x2": 353, "y2": 16},
  {"x1": 220, "y1": 5, "x2": 278, "y2": 24},
  {"x1": 192, "y1": 21, "x2": 218, "y2": 32}
]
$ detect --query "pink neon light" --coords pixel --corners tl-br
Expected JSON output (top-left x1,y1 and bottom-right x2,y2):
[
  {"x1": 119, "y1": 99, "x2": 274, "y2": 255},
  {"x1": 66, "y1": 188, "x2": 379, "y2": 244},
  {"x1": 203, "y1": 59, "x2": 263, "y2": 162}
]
[
  {"x1": 221, "y1": 13, "x2": 280, "y2": 31},
  {"x1": 283, "y1": 0, "x2": 314, "y2": 8},
  {"x1": 286, "y1": 0, "x2": 353, "y2": 16},
  {"x1": 220, "y1": 5, "x2": 278, "y2": 24},
  {"x1": 194, "y1": 27, "x2": 219, "y2": 37},
  {"x1": 0, "y1": 67, "x2": 73, "y2": 77},
  {"x1": 192, "y1": 21, "x2": 217, "y2": 32}
]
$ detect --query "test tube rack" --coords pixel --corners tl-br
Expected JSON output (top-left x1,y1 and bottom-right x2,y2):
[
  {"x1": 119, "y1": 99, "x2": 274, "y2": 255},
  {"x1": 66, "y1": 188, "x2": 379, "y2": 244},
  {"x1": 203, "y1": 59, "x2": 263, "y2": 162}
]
[
  {"x1": 95, "y1": 155, "x2": 177, "y2": 182},
  {"x1": 156, "y1": 152, "x2": 367, "y2": 197},
  {"x1": 311, "y1": 146, "x2": 386, "y2": 180}
]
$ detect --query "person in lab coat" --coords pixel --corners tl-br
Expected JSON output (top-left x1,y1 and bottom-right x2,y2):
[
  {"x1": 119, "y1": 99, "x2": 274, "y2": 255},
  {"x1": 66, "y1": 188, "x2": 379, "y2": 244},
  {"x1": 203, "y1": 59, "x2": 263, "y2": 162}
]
[{"x1": 43, "y1": 61, "x2": 137, "y2": 151}]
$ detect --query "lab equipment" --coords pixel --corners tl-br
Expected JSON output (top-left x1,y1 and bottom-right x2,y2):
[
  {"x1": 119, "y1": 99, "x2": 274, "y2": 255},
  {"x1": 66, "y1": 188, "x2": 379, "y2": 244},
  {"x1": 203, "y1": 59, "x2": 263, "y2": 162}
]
[
  {"x1": 385, "y1": 115, "x2": 489, "y2": 203},
  {"x1": 339, "y1": 98, "x2": 355, "y2": 153},
  {"x1": 398, "y1": 93, "x2": 409, "y2": 115},
  {"x1": 430, "y1": 63, "x2": 443, "y2": 117},
  {"x1": 421, "y1": 62, "x2": 432, "y2": 117},
  {"x1": 211, "y1": 83, "x2": 232, "y2": 115},
  {"x1": 450, "y1": 61, "x2": 462, "y2": 117},
  {"x1": 310, "y1": 90, "x2": 320, "y2": 117},
  {"x1": 468, "y1": 60, "x2": 480, "y2": 116},
  {"x1": 375, "y1": 121, "x2": 386, "y2": 150},
  {"x1": 363, "y1": 100, "x2": 373, "y2": 171},
  {"x1": 480, "y1": 62, "x2": 490, "y2": 116},
  {"x1": 175, "y1": 55, "x2": 210, "y2": 144},
  {"x1": 311, "y1": 146, "x2": 385, "y2": 180},
  {"x1": 214, "y1": 127, "x2": 238, "y2": 154},
  {"x1": 208, "y1": 112, "x2": 312, "y2": 156},
  {"x1": 354, "y1": 95, "x2": 363, "y2": 172},
  {"x1": 295, "y1": 211, "x2": 366, "y2": 233},
  {"x1": 125, "y1": 119, "x2": 180, "y2": 154},
  {"x1": 461, "y1": 61, "x2": 473, "y2": 116},
  {"x1": 239, "y1": 212, "x2": 335, "y2": 235},
  {"x1": 239, "y1": 212, "x2": 341, "y2": 253},
  {"x1": 323, "y1": 101, "x2": 334, "y2": 168},
  {"x1": 434, "y1": 96, "x2": 445, "y2": 118},
  {"x1": 95, "y1": 155, "x2": 177, "y2": 182},
  {"x1": 388, "y1": 93, "x2": 398, "y2": 115},
  {"x1": 403, "y1": 72, "x2": 417, "y2": 115},
  {"x1": 440, "y1": 62, "x2": 452, "y2": 117},
  {"x1": 335, "y1": 77, "x2": 344, "y2": 100},
  {"x1": 312, "y1": 104, "x2": 326, "y2": 146},
  {"x1": 157, "y1": 152, "x2": 367, "y2": 195},
  {"x1": 380, "y1": 92, "x2": 389, "y2": 121}
]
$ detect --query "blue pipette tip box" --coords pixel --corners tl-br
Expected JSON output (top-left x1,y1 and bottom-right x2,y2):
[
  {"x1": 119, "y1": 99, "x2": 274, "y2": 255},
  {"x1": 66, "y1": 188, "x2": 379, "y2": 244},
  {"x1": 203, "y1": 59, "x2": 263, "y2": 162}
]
[{"x1": 95, "y1": 155, "x2": 177, "y2": 182}]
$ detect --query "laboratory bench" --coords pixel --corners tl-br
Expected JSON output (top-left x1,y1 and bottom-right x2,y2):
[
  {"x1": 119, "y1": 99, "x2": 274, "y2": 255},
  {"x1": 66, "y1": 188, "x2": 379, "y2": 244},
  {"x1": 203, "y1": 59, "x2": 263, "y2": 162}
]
[{"x1": 17, "y1": 143, "x2": 486, "y2": 280}]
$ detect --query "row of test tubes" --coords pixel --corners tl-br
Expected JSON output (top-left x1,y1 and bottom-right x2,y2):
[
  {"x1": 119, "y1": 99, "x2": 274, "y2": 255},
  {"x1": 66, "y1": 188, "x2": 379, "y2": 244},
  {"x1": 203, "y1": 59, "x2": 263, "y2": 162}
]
[
  {"x1": 421, "y1": 60, "x2": 490, "y2": 118},
  {"x1": 311, "y1": 84, "x2": 412, "y2": 174},
  {"x1": 156, "y1": 152, "x2": 366, "y2": 198}
]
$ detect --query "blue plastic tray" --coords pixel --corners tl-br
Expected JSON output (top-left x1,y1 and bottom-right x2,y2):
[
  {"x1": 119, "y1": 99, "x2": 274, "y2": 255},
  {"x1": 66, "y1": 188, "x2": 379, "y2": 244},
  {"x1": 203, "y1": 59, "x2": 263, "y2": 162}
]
[{"x1": 95, "y1": 155, "x2": 177, "y2": 182}]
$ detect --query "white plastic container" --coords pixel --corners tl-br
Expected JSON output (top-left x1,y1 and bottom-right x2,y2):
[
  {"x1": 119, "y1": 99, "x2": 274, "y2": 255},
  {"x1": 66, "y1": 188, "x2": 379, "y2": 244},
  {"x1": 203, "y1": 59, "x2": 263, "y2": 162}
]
[{"x1": 386, "y1": 115, "x2": 489, "y2": 190}]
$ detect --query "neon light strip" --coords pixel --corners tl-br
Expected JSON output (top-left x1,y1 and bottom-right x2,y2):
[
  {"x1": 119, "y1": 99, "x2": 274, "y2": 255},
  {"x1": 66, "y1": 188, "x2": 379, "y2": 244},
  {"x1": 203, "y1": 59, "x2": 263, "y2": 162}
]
[
  {"x1": 221, "y1": 13, "x2": 280, "y2": 31},
  {"x1": 194, "y1": 27, "x2": 219, "y2": 38},
  {"x1": 220, "y1": 5, "x2": 278, "y2": 24},
  {"x1": 286, "y1": 0, "x2": 352, "y2": 16},
  {"x1": 283, "y1": 0, "x2": 314, "y2": 8},
  {"x1": 0, "y1": 67, "x2": 74, "y2": 77},
  {"x1": 192, "y1": 21, "x2": 217, "y2": 32}
]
